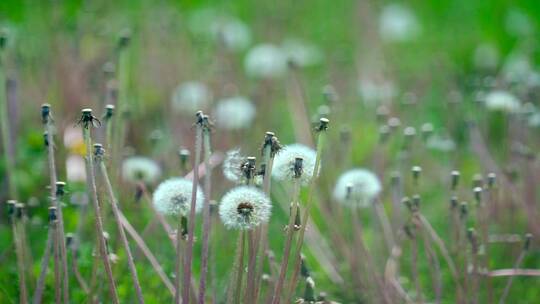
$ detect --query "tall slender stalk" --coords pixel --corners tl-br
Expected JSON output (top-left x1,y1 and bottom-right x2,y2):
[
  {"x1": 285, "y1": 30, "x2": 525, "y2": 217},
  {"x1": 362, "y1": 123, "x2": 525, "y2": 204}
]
[
  {"x1": 42, "y1": 104, "x2": 69, "y2": 303},
  {"x1": 271, "y1": 174, "x2": 302, "y2": 304},
  {"x1": 499, "y1": 234, "x2": 532, "y2": 304},
  {"x1": 8, "y1": 201, "x2": 28, "y2": 304},
  {"x1": 198, "y1": 118, "x2": 213, "y2": 303},
  {"x1": 0, "y1": 32, "x2": 17, "y2": 199},
  {"x1": 66, "y1": 236, "x2": 90, "y2": 295},
  {"x1": 96, "y1": 144, "x2": 145, "y2": 303},
  {"x1": 284, "y1": 118, "x2": 328, "y2": 300},
  {"x1": 53, "y1": 216, "x2": 61, "y2": 304},
  {"x1": 33, "y1": 224, "x2": 54, "y2": 304},
  {"x1": 80, "y1": 109, "x2": 119, "y2": 304},
  {"x1": 181, "y1": 111, "x2": 204, "y2": 304},
  {"x1": 226, "y1": 231, "x2": 246, "y2": 304}
]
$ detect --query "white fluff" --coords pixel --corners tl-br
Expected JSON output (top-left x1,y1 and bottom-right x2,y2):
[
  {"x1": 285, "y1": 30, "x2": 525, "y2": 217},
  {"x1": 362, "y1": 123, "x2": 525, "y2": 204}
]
[
  {"x1": 333, "y1": 168, "x2": 382, "y2": 207},
  {"x1": 152, "y1": 178, "x2": 204, "y2": 216},
  {"x1": 121, "y1": 156, "x2": 161, "y2": 184},
  {"x1": 171, "y1": 81, "x2": 212, "y2": 113},
  {"x1": 244, "y1": 44, "x2": 287, "y2": 79},
  {"x1": 214, "y1": 96, "x2": 256, "y2": 130},
  {"x1": 223, "y1": 149, "x2": 245, "y2": 183},
  {"x1": 66, "y1": 155, "x2": 86, "y2": 182},
  {"x1": 358, "y1": 77, "x2": 397, "y2": 105},
  {"x1": 219, "y1": 186, "x2": 272, "y2": 230},
  {"x1": 212, "y1": 18, "x2": 252, "y2": 52},
  {"x1": 281, "y1": 39, "x2": 322, "y2": 67},
  {"x1": 272, "y1": 144, "x2": 317, "y2": 185},
  {"x1": 379, "y1": 4, "x2": 421, "y2": 43},
  {"x1": 426, "y1": 135, "x2": 456, "y2": 152},
  {"x1": 484, "y1": 90, "x2": 520, "y2": 113}
]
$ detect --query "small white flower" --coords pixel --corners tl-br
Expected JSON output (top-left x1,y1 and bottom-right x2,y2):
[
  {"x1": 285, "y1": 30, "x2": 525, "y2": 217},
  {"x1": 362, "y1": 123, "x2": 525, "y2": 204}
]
[
  {"x1": 153, "y1": 178, "x2": 204, "y2": 216},
  {"x1": 473, "y1": 43, "x2": 499, "y2": 70},
  {"x1": 272, "y1": 144, "x2": 317, "y2": 185},
  {"x1": 171, "y1": 82, "x2": 212, "y2": 113},
  {"x1": 333, "y1": 169, "x2": 382, "y2": 207},
  {"x1": 244, "y1": 44, "x2": 287, "y2": 79},
  {"x1": 219, "y1": 186, "x2": 272, "y2": 230},
  {"x1": 379, "y1": 3, "x2": 421, "y2": 43},
  {"x1": 281, "y1": 39, "x2": 322, "y2": 67},
  {"x1": 66, "y1": 155, "x2": 86, "y2": 182},
  {"x1": 484, "y1": 90, "x2": 520, "y2": 113},
  {"x1": 122, "y1": 156, "x2": 161, "y2": 184},
  {"x1": 214, "y1": 96, "x2": 256, "y2": 130},
  {"x1": 223, "y1": 149, "x2": 246, "y2": 183}
]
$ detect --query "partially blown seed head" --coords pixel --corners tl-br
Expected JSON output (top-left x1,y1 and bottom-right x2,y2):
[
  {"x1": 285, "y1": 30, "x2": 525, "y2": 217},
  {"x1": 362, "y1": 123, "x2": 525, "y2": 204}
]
[
  {"x1": 219, "y1": 186, "x2": 272, "y2": 230},
  {"x1": 153, "y1": 178, "x2": 204, "y2": 216},
  {"x1": 333, "y1": 168, "x2": 382, "y2": 207},
  {"x1": 272, "y1": 143, "x2": 317, "y2": 185}
]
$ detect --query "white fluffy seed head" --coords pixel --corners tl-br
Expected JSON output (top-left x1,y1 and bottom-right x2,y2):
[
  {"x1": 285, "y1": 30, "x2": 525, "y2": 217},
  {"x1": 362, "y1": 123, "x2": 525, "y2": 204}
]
[
  {"x1": 214, "y1": 96, "x2": 256, "y2": 130},
  {"x1": 171, "y1": 81, "x2": 212, "y2": 113},
  {"x1": 122, "y1": 156, "x2": 162, "y2": 184},
  {"x1": 152, "y1": 178, "x2": 204, "y2": 216},
  {"x1": 272, "y1": 144, "x2": 317, "y2": 185},
  {"x1": 484, "y1": 90, "x2": 520, "y2": 113},
  {"x1": 333, "y1": 168, "x2": 382, "y2": 208},
  {"x1": 244, "y1": 43, "x2": 286, "y2": 79},
  {"x1": 219, "y1": 186, "x2": 272, "y2": 230},
  {"x1": 212, "y1": 18, "x2": 251, "y2": 52},
  {"x1": 223, "y1": 149, "x2": 246, "y2": 183},
  {"x1": 358, "y1": 77, "x2": 397, "y2": 105},
  {"x1": 281, "y1": 39, "x2": 322, "y2": 67},
  {"x1": 379, "y1": 3, "x2": 421, "y2": 43}
]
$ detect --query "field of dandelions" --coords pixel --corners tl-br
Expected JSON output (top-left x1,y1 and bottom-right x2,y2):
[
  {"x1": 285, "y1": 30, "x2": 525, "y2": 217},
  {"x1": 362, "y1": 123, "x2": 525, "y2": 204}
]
[{"x1": 1, "y1": 1, "x2": 540, "y2": 303}]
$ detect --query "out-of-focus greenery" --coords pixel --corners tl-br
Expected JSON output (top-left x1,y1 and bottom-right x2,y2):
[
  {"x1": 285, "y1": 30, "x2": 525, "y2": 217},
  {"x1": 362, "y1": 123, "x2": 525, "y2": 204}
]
[{"x1": 1, "y1": 0, "x2": 540, "y2": 303}]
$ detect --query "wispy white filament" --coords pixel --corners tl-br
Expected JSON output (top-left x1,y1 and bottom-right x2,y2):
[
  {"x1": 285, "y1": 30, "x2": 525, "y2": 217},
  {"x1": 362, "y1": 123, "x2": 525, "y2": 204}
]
[
  {"x1": 153, "y1": 178, "x2": 204, "y2": 216},
  {"x1": 333, "y1": 168, "x2": 382, "y2": 207},
  {"x1": 272, "y1": 144, "x2": 317, "y2": 185}
]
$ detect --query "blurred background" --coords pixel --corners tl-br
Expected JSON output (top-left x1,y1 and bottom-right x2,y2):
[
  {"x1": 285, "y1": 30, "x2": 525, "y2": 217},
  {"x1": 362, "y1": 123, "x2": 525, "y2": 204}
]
[{"x1": 1, "y1": 0, "x2": 540, "y2": 302}]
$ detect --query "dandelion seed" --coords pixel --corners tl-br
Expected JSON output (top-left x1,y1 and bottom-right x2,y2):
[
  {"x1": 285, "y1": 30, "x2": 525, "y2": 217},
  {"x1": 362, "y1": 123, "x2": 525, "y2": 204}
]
[
  {"x1": 272, "y1": 144, "x2": 317, "y2": 185},
  {"x1": 171, "y1": 82, "x2": 212, "y2": 113},
  {"x1": 218, "y1": 186, "x2": 271, "y2": 230},
  {"x1": 122, "y1": 156, "x2": 162, "y2": 184},
  {"x1": 244, "y1": 43, "x2": 286, "y2": 79},
  {"x1": 484, "y1": 90, "x2": 520, "y2": 113},
  {"x1": 379, "y1": 3, "x2": 421, "y2": 43},
  {"x1": 214, "y1": 96, "x2": 256, "y2": 130},
  {"x1": 153, "y1": 178, "x2": 204, "y2": 216},
  {"x1": 333, "y1": 168, "x2": 382, "y2": 207},
  {"x1": 66, "y1": 155, "x2": 86, "y2": 182}
]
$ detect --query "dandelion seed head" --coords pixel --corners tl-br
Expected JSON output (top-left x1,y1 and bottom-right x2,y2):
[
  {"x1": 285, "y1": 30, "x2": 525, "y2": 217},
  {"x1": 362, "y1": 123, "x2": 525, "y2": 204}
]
[
  {"x1": 426, "y1": 135, "x2": 456, "y2": 152},
  {"x1": 122, "y1": 156, "x2": 162, "y2": 184},
  {"x1": 272, "y1": 144, "x2": 317, "y2": 185},
  {"x1": 379, "y1": 3, "x2": 421, "y2": 43},
  {"x1": 244, "y1": 43, "x2": 286, "y2": 79},
  {"x1": 358, "y1": 77, "x2": 397, "y2": 105},
  {"x1": 153, "y1": 178, "x2": 204, "y2": 216},
  {"x1": 333, "y1": 168, "x2": 382, "y2": 207},
  {"x1": 171, "y1": 81, "x2": 212, "y2": 113},
  {"x1": 219, "y1": 186, "x2": 272, "y2": 230},
  {"x1": 212, "y1": 18, "x2": 251, "y2": 52},
  {"x1": 484, "y1": 90, "x2": 521, "y2": 113},
  {"x1": 214, "y1": 96, "x2": 256, "y2": 130},
  {"x1": 223, "y1": 149, "x2": 246, "y2": 183},
  {"x1": 281, "y1": 39, "x2": 322, "y2": 67},
  {"x1": 66, "y1": 155, "x2": 86, "y2": 182}
]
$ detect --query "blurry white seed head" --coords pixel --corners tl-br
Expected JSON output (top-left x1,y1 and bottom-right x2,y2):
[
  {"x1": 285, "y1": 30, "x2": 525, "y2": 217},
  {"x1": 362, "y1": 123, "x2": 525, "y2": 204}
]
[
  {"x1": 213, "y1": 18, "x2": 251, "y2": 51},
  {"x1": 426, "y1": 135, "x2": 456, "y2": 152},
  {"x1": 171, "y1": 81, "x2": 212, "y2": 113},
  {"x1": 66, "y1": 155, "x2": 86, "y2": 182},
  {"x1": 153, "y1": 178, "x2": 204, "y2": 216},
  {"x1": 223, "y1": 149, "x2": 246, "y2": 183},
  {"x1": 281, "y1": 39, "x2": 323, "y2": 67},
  {"x1": 473, "y1": 43, "x2": 499, "y2": 70},
  {"x1": 219, "y1": 186, "x2": 272, "y2": 230},
  {"x1": 244, "y1": 43, "x2": 286, "y2": 79},
  {"x1": 333, "y1": 168, "x2": 382, "y2": 207},
  {"x1": 214, "y1": 96, "x2": 256, "y2": 130},
  {"x1": 484, "y1": 90, "x2": 520, "y2": 113},
  {"x1": 379, "y1": 3, "x2": 421, "y2": 43},
  {"x1": 272, "y1": 144, "x2": 317, "y2": 185},
  {"x1": 358, "y1": 77, "x2": 397, "y2": 105},
  {"x1": 122, "y1": 156, "x2": 161, "y2": 184}
]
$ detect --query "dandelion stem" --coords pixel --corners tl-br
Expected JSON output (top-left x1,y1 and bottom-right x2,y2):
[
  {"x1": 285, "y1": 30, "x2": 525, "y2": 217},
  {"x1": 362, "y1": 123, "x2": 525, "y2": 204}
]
[
  {"x1": 271, "y1": 178, "x2": 301, "y2": 304},
  {"x1": 198, "y1": 124, "x2": 213, "y2": 303},
  {"x1": 284, "y1": 120, "x2": 328, "y2": 300},
  {"x1": 0, "y1": 39, "x2": 17, "y2": 199},
  {"x1": 499, "y1": 234, "x2": 532, "y2": 304},
  {"x1": 82, "y1": 118, "x2": 119, "y2": 304},
  {"x1": 10, "y1": 204, "x2": 28, "y2": 304},
  {"x1": 69, "y1": 248, "x2": 90, "y2": 295},
  {"x1": 53, "y1": 220, "x2": 62, "y2": 304},
  {"x1": 181, "y1": 113, "x2": 204, "y2": 304},
  {"x1": 33, "y1": 227, "x2": 53, "y2": 304},
  {"x1": 97, "y1": 154, "x2": 145, "y2": 303},
  {"x1": 227, "y1": 231, "x2": 246, "y2": 304}
]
